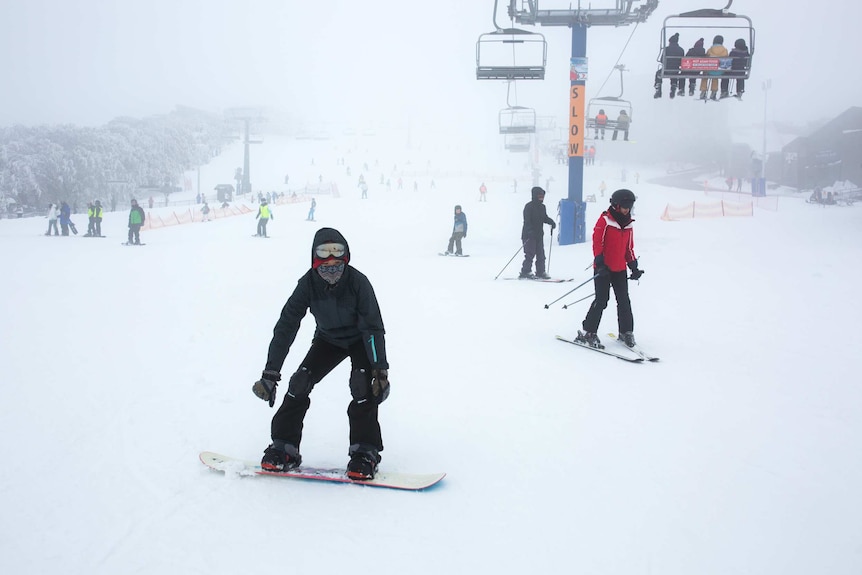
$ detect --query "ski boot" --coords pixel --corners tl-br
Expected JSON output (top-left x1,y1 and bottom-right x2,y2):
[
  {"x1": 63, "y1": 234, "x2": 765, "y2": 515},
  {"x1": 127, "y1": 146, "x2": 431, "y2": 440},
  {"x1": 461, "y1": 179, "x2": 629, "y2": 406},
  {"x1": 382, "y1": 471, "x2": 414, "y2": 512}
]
[
  {"x1": 689, "y1": 85, "x2": 695, "y2": 96},
  {"x1": 720, "y1": 91, "x2": 730, "y2": 99},
  {"x1": 518, "y1": 272, "x2": 535, "y2": 279},
  {"x1": 710, "y1": 91, "x2": 718, "y2": 101},
  {"x1": 347, "y1": 445, "x2": 380, "y2": 480},
  {"x1": 536, "y1": 273, "x2": 551, "y2": 280},
  {"x1": 576, "y1": 331, "x2": 604, "y2": 349},
  {"x1": 699, "y1": 91, "x2": 707, "y2": 100},
  {"x1": 261, "y1": 441, "x2": 302, "y2": 472},
  {"x1": 669, "y1": 88, "x2": 676, "y2": 99},
  {"x1": 653, "y1": 88, "x2": 662, "y2": 99},
  {"x1": 619, "y1": 331, "x2": 637, "y2": 348}
]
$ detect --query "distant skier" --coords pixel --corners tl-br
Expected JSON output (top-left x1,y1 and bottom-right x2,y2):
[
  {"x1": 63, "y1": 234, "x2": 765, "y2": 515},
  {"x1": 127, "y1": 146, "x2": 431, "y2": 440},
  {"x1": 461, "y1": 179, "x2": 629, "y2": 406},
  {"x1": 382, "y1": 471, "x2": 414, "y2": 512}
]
[
  {"x1": 307, "y1": 197, "x2": 317, "y2": 221},
  {"x1": 45, "y1": 204, "x2": 59, "y2": 236},
  {"x1": 478, "y1": 182, "x2": 487, "y2": 202},
  {"x1": 251, "y1": 227, "x2": 390, "y2": 480},
  {"x1": 444, "y1": 205, "x2": 467, "y2": 256},
  {"x1": 128, "y1": 199, "x2": 145, "y2": 245},
  {"x1": 255, "y1": 199, "x2": 273, "y2": 237},
  {"x1": 519, "y1": 186, "x2": 556, "y2": 279},
  {"x1": 576, "y1": 189, "x2": 643, "y2": 349},
  {"x1": 201, "y1": 202, "x2": 211, "y2": 222}
]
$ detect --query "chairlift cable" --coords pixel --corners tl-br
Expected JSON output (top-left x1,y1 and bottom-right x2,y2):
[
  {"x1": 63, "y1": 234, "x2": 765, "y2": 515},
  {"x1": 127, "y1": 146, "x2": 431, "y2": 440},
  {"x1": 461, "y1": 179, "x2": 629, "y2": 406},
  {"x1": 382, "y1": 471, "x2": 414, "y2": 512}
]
[{"x1": 593, "y1": 22, "x2": 640, "y2": 97}]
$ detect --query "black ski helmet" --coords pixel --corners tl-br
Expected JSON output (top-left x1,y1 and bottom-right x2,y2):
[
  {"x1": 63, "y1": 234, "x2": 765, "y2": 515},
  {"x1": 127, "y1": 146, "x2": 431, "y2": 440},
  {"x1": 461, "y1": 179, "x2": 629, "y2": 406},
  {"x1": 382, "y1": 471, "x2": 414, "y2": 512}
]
[{"x1": 610, "y1": 189, "x2": 636, "y2": 209}]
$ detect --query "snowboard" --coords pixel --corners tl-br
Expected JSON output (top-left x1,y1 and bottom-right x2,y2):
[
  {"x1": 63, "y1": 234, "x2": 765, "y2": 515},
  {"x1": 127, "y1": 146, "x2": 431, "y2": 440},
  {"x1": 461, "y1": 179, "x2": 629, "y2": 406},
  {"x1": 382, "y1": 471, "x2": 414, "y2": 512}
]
[{"x1": 199, "y1": 451, "x2": 445, "y2": 491}]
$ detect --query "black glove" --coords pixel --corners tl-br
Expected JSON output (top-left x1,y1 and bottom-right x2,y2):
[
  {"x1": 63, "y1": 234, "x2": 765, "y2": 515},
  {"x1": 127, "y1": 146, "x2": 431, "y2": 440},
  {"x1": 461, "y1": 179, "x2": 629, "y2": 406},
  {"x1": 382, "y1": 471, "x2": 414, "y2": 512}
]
[
  {"x1": 550, "y1": 222, "x2": 556, "y2": 230},
  {"x1": 252, "y1": 370, "x2": 281, "y2": 407},
  {"x1": 628, "y1": 260, "x2": 644, "y2": 280},
  {"x1": 371, "y1": 369, "x2": 390, "y2": 404},
  {"x1": 594, "y1": 254, "x2": 609, "y2": 278}
]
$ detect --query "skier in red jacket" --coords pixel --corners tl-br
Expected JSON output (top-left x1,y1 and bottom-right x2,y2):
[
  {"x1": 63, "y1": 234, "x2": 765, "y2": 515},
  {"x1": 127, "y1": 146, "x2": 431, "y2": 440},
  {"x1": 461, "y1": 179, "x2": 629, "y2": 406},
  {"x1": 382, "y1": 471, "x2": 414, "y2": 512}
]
[{"x1": 576, "y1": 189, "x2": 644, "y2": 349}]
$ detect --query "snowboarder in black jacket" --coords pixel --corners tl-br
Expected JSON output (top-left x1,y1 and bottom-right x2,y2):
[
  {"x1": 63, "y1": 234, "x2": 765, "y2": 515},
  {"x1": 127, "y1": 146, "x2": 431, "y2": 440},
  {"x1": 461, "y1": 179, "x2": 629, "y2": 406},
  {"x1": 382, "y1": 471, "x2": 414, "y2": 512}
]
[
  {"x1": 252, "y1": 227, "x2": 390, "y2": 480},
  {"x1": 519, "y1": 186, "x2": 556, "y2": 279}
]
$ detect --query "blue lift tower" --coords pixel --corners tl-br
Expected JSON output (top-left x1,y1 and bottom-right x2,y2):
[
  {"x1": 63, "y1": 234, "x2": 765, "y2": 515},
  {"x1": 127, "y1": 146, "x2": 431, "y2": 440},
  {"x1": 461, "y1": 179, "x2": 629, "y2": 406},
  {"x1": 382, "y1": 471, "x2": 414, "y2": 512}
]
[{"x1": 501, "y1": 1, "x2": 659, "y2": 245}]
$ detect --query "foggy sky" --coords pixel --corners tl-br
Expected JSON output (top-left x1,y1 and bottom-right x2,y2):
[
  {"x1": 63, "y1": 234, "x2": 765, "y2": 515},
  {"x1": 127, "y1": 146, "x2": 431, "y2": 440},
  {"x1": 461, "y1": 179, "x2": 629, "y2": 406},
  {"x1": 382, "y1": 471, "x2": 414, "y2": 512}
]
[{"x1": 1, "y1": 0, "x2": 859, "y2": 133}]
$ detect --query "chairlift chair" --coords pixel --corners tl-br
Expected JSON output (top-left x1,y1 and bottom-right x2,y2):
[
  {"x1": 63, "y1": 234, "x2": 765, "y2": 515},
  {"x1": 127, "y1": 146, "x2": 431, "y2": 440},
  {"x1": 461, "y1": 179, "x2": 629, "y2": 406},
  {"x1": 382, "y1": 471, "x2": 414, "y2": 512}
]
[
  {"x1": 656, "y1": 6, "x2": 755, "y2": 82},
  {"x1": 499, "y1": 106, "x2": 537, "y2": 134},
  {"x1": 504, "y1": 133, "x2": 531, "y2": 152},
  {"x1": 586, "y1": 97, "x2": 633, "y2": 137},
  {"x1": 476, "y1": 28, "x2": 547, "y2": 80}
]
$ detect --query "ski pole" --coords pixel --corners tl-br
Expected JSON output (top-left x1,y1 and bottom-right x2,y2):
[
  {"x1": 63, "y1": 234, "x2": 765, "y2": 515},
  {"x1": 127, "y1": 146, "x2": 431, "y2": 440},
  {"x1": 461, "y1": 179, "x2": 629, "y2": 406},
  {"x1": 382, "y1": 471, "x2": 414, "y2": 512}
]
[
  {"x1": 562, "y1": 292, "x2": 594, "y2": 309},
  {"x1": 543, "y1": 274, "x2": 597, "y2": 309},
  {"x1": 546, "y1": 229, "x2": 553, "y2": 275},
  {"x1": 494, "y1": 244, "x2": 524, "y2": 280}
]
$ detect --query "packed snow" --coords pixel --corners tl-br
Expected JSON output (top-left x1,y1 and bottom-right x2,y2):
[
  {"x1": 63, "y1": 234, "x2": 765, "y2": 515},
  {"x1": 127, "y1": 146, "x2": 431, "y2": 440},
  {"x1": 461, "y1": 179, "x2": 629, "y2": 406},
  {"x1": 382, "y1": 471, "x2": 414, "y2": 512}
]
[{"x1": 1, "y1": 132, "x2": 861, "y2": 575}]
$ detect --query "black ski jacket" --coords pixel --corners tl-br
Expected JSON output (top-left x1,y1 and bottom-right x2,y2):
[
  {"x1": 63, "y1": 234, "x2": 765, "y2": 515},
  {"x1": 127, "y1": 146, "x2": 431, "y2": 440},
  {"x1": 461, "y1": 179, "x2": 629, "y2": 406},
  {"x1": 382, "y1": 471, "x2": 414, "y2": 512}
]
[
  {"x1": 521, "y1": 198, "x2": 555, "y2": 240},
  {"x1": 265, "y1": 228, "x2": 388, "y2": 372}
]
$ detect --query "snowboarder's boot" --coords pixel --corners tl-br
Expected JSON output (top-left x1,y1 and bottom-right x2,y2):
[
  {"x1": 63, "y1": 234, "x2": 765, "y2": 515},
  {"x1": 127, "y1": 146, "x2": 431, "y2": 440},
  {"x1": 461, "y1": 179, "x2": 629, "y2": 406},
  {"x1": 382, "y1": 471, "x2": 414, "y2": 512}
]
[
  {"x1": 346, "y1": 446, "x2": 380, "y2": 481},
  {"x1": 261, "y1": 442, "x2": 301, "y2": 472},
  {"x1": 576, "y1": 331, "x2": 604, "y2": 349},
  {"x1": 619, "y1": 331, "x2": 637, "y2": 347}
]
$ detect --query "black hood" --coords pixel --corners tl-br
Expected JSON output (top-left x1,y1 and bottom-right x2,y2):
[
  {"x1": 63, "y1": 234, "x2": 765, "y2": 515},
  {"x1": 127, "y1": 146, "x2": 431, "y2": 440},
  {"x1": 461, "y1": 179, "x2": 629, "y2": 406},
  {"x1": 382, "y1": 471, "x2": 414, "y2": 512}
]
[
  {"x1": 311, "y1": 227, "x2": 350, "y2": 265},
  {"x1": 531, "y1": 186, "x2": 546, "y2": 200}
]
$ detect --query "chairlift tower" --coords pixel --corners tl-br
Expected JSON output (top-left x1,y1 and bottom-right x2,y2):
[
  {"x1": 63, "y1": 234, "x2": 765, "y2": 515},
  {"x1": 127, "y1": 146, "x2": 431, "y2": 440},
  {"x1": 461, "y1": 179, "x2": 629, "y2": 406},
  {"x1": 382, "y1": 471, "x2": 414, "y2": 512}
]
[
  {"x1": 225, "y1": 108, "x2": 265, "y2": 196},
  {"x1": 506, "y1": 0, "x2": 659, "y2": 245}
]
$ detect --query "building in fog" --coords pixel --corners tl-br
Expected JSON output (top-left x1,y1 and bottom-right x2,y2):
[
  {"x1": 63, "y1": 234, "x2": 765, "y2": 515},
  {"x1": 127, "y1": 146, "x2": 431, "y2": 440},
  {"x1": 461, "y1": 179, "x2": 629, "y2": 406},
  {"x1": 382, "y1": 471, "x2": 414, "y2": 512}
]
[{"x1": 780, "y1": 107, "x2": 862, "y2": 190}]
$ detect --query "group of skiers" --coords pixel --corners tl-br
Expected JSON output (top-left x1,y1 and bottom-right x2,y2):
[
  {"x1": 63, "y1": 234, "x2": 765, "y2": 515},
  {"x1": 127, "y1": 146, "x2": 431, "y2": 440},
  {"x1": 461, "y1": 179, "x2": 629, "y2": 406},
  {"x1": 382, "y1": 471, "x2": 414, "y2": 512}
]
[
  {"x1": 250, "y1": 184, "x2": 645, "y2": 482},
  {"x1": 43, "y1": 199, "x2": 145, "y2": 244},
  {"x1": 517, "y1": 185, "x2": 643, "y2": 350},
  {"x1": 654, "y1": 33, "x2": 750, "y2": 100}
]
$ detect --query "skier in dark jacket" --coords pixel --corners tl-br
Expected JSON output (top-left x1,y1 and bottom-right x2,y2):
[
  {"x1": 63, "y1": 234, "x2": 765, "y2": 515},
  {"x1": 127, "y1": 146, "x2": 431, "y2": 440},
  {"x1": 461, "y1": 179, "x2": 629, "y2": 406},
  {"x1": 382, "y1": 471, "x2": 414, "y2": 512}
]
[
  {"x1": 654, "y1": 33, "x2": 685, "y2": 98},
  {"x1": 59, "y1": 201, "x2": 73, "y2": 236},
  {"x1": 576, "y1": 189, "x2": 643, "y2": 349},
  {"x1": 519, "y1": 186, "x2": 556, "y2": 279},
  {"x1": 684, "y1": 38, "x2": 706, "y2": 96},
  {"x1": 726, "y1": 38, "x2": 750, "y2": 98},
  {"x1": 444, "y1": 204, "x2": 468, "y2": 255},
  {"x1": 252, "y1": 227, "x2": 390, "y2": 480}
]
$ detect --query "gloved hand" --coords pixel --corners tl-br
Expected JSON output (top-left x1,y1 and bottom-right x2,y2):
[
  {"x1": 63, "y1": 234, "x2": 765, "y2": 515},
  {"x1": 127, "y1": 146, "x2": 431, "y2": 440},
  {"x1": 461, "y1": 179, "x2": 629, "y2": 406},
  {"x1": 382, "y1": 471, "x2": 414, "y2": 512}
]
[
  {"x1": 371, "y1": 369, "x2": 390, "y2": 404},
  {"x1": 550, "y1": 221, "x2": 556, "y2": 230},
  {"x1": 252, "y1": 370, "x2": 281, "y2": 407},
  {"x1": 594, "y1": 254, "x2": 609, "y2": 278},
  {"x1": 628, "y1": 259, "x2": 644, "y2": 280}
]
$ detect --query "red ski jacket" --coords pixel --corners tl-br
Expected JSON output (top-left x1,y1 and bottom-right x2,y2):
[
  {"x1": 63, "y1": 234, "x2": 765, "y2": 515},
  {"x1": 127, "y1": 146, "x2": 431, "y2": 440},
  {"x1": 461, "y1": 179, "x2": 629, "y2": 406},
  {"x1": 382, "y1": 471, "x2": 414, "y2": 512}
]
[{"x1": 592, "y1": 211, "x2": 636, "y2": 272}]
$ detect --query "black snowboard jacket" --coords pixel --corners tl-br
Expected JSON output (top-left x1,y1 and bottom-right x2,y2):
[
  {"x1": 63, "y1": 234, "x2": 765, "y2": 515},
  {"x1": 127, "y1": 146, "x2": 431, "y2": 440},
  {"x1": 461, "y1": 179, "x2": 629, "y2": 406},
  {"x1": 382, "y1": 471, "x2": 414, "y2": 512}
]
[{"x1": 265, "y1": 228, "x2": 388, "y2": 373}]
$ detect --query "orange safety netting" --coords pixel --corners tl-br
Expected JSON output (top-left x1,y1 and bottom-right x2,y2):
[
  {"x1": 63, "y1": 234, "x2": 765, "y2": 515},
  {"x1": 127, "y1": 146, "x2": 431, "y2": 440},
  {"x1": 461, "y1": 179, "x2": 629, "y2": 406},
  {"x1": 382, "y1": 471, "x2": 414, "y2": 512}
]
[{"x1": 661, "y1": 200, "x2": 754, "y2": 221}]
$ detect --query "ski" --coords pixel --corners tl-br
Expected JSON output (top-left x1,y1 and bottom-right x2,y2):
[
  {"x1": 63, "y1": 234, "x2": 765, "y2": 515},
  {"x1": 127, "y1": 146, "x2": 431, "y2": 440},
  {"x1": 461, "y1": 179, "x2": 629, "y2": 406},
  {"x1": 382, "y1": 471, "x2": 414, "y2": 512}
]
[
  {"x1": 505, "y1": 277, "x2": 574, "y2": 283},
  {"x1": 606, "y1": 333, "x2": 660, "y2": 362},
  {"x1": 121, "y1": 242, "x2": 146, "y2": 246},
  {"x1": 555, "y1": 335, "x2": 643, "y2": 363},
  {"x1": 438, "y1": 253, "x2": 470, "y2": 257}
]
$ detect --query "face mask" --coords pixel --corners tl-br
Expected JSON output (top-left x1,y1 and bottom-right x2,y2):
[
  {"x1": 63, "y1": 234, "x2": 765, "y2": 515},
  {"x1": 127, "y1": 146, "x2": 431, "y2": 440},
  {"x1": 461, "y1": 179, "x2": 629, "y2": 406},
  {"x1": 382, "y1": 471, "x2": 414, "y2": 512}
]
[{"x1": 316, "y1": 260, "x2": 345, "y2": 284}]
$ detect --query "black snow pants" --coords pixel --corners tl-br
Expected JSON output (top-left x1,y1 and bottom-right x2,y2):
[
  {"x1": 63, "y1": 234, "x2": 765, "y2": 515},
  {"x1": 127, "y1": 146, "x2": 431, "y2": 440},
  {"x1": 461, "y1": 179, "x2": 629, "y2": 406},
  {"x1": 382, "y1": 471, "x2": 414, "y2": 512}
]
[
  {"x1": 271, "y1": 338, "x2": 383, "y2": 452},
  {"x1": 582, "y1": 269, "x2": 633, "y2": 334}
]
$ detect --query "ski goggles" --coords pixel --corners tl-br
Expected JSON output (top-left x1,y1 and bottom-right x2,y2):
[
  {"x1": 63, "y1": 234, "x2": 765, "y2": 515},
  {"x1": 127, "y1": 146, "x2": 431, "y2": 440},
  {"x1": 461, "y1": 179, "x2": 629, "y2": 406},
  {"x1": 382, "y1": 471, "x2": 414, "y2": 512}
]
[{"x1": 315, "y1": 242, "x2": 346, "y2": 258}]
